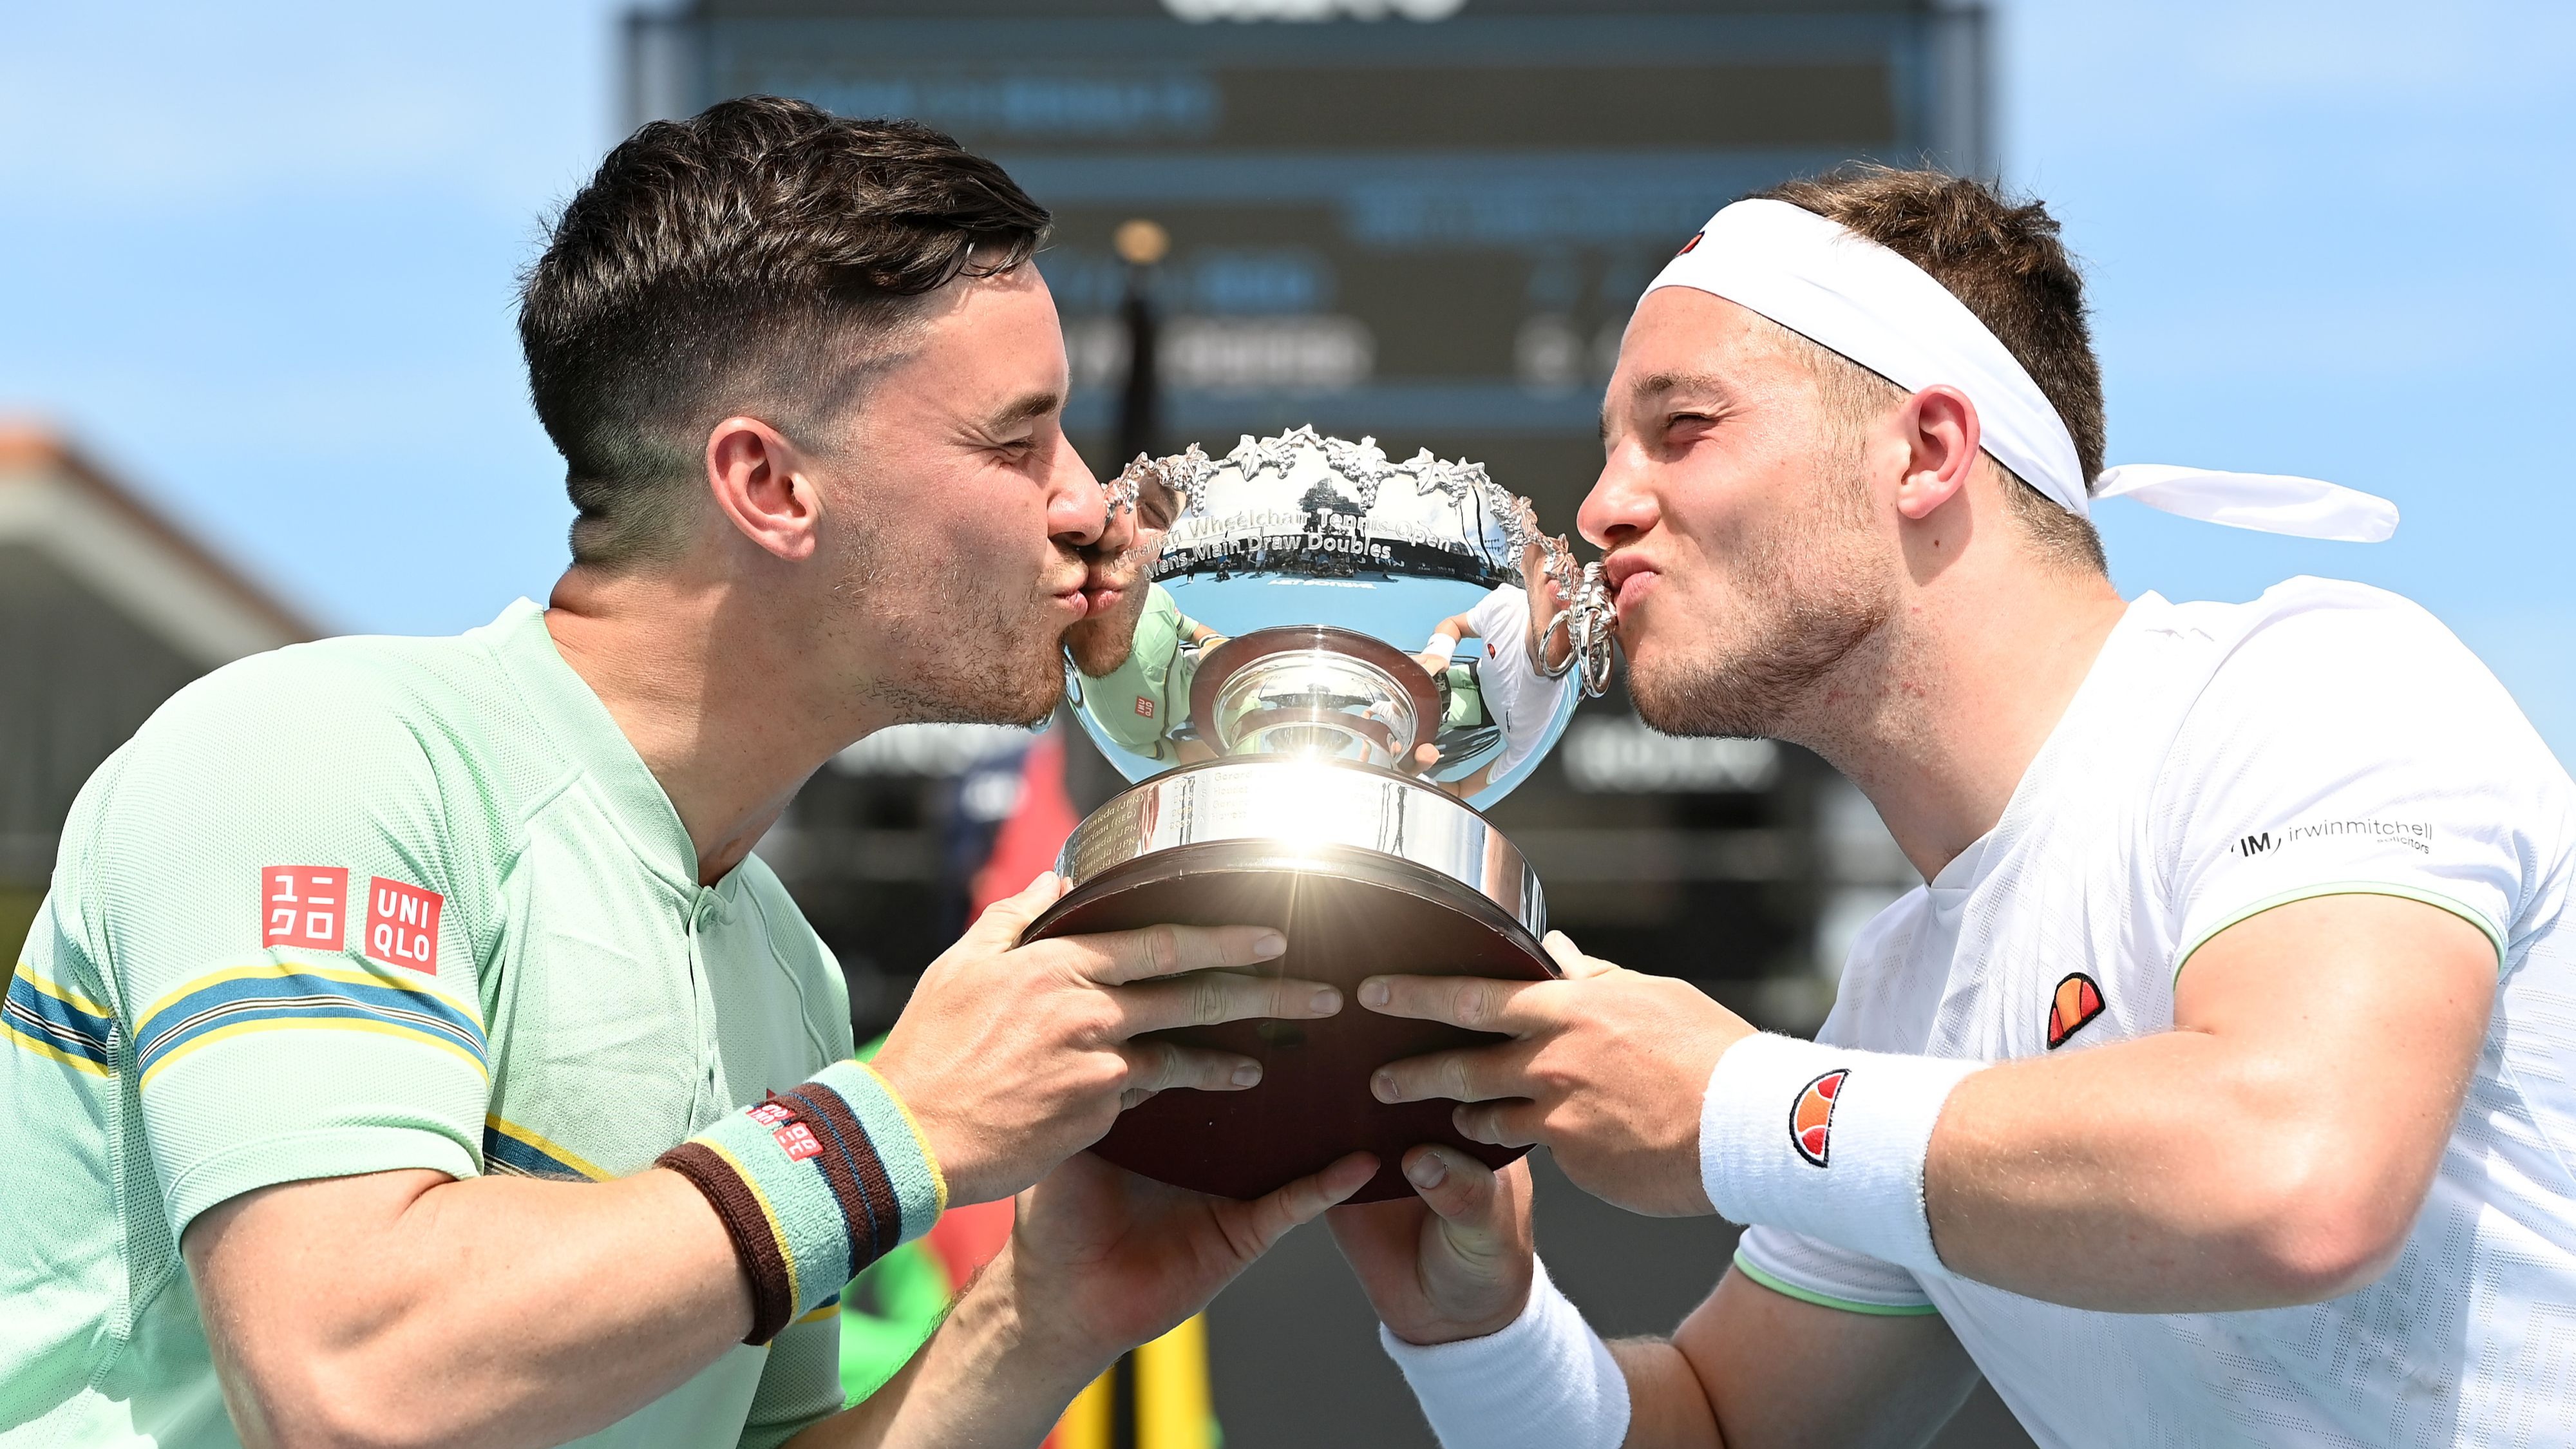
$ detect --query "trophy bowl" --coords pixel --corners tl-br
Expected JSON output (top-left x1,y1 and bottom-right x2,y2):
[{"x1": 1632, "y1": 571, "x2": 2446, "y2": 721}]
[{"x1": 1039, "y1": 426, "x2": 1612, "y2": 1202}]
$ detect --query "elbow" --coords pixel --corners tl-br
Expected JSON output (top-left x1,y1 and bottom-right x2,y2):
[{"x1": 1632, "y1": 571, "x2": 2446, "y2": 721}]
[
  {"x1": 2240, "y1": 1214, "x2": 2407, "y2": 1305},
  {"x1": 224, "y1": 1345, "x2": 442, "y2": 1449},
  {"x1": 2228, "y1": 1144, "x2": 2420, "y2": 1306}
]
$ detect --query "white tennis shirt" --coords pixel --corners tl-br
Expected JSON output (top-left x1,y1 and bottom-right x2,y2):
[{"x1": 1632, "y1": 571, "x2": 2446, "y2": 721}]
[
  {"x1": 1737, "y1": 577, "x2": 2576, "y2": 1448},
  {"x1": 1463, "y1": 583, "x2": 1549, "y2": 780}
]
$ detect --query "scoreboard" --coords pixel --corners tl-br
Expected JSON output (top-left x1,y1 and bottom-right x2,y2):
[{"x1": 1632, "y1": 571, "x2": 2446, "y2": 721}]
[
  {"x1": 627, "y1": 0, "x2": 1982, "y2": 1009},
  {"x1": 630, "y1": 0, "x2": 1980, "y2": 1015},
  {"x1": 629, "y1": 0, "x2": 1987, "y2": 498}
]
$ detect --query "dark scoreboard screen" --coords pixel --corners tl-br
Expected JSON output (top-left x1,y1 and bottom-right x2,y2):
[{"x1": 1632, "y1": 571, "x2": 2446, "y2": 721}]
[
  {"x1": 630, "y1": 0, "x2": 1987, "y2": 497},
  {"x1": 629, "y1": 0, "x2": 1984, "y2": 999}
]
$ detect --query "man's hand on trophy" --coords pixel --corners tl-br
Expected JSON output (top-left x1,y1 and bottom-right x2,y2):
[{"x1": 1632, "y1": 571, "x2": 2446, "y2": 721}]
[
  {"x1": 1357, "y1": 932, "x2": 1754, "y2": 1218},
  {"x1": 1327, "y1": 1149, "x2": 1537, "y2": 1346},
  {"x1": 1001, "y1": 1148, "x2": 1381, "y2": 1379},
  {"x1": 872, "y1": 873, "x2": 1345, "y2": 1207}
]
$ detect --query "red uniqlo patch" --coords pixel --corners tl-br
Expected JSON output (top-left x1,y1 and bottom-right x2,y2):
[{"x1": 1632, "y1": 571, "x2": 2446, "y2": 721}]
[
  {"x1": 748, "y1": 1101, "x2": 795, "y2": 1127},
  {"x1": 773, "y1": 1122, "x2": 823, "y2": 1162},
  {"x1": 1133, "y1": 696, "x2": 1156, "y2": 719},
  {"x1": 363, "y1": 877, "x2": 444, "y2": 974},
  {"x1": 262, "y1": 867, "x2": 348, "y2": 952}
]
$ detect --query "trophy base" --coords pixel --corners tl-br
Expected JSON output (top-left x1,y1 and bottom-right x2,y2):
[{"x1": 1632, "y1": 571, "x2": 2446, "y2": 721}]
[{"x1": 1027, "y1": 778, "x2": 1557, "y2": 1203}]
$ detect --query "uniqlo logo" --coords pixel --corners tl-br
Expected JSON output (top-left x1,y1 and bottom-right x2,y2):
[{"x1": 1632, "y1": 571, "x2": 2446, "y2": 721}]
[
  {"x1": 1133, "y1": 696, "x2": 1155, "y2": 719},
  {"x1": 364, "y1": 878, "x2": 444, "y2": 974},
  {"x1": 773, "y1": 1122, "x2": 823, "y2": 1162},
  {"x1": 748, "y1": 1101, "x2": 795, "y2": 1127},
  {"x1": 262, "y1": 867, "x2": 347, "y2": 952}
]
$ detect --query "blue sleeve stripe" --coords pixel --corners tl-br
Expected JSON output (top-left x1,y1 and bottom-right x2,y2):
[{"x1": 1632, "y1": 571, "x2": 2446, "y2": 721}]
[
  {"x1": 136, "y1": 966, "x2": 486, "y2": 1077},
  {"x1": 5, "y1": 972, "x2": 117, "y2": 1069},
  {"x1": 483, "y1": 1116, "x2": 612, "y2": 1182}
]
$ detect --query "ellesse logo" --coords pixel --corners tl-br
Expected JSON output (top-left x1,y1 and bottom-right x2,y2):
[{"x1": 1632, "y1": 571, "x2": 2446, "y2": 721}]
[
  {"x1": 1674, "y1": 230, "x2": 1705, "y2": 257},
  {"x1": 1790, "y1": 1068, "x2": 1846, "y2": 1167},
  {"x1": 2046, "y1": 972, "x2": 2105, "y2": 1050}
]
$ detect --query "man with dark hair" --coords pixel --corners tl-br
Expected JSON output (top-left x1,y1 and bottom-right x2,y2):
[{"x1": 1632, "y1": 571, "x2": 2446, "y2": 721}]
[
  {"x1": 1332, "y1": 167, "x2": 2576, "y2": 1447},
  {"x1": 0, "y1": 96, "x2": 1371, "y2": 1448}
]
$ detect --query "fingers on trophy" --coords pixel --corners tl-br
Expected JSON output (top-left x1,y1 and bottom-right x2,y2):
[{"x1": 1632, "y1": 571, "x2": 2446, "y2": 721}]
[{"x1": 1049, "y1": 426, "x2": 1615, "y2": 1203}]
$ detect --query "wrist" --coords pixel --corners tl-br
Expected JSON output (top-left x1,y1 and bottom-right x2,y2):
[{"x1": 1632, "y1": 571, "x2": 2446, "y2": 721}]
[
  {"x1": 657, "y1": 1059, "x2": 946, "y2": 1344},
  {"x1": 971, "y1": 1240, "x2": 1122, "y2": 1389},
  {"x1": 1380, "y1": 1258, "x2": 1628, "y2": 1449},
  {"x1": 1698, "y1": 1034, "x2": 1983, "y2": 1274},
  {"x1": 1389, "y1": 1267, "x2": 1531, "y2": 1347}
]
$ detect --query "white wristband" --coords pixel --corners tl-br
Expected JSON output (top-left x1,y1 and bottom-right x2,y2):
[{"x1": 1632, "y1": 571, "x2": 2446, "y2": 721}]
[
  {"x1": 1379, "y1": 1258, "x2": 1629, "y2": 1449},
  {"x1": 1424, "y1": 630, "x2": 1460, "y2": 660},
  {"x1": 1700, "y1": 1033, "x2": 1984, "y2": 1276}
]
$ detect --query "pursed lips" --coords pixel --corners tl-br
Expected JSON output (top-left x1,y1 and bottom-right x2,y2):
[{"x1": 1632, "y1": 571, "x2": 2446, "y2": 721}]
[
  {"x1": 1604, "y1": 553, "x2": 1660, "y2": 618},
  {"x1": 1078, "y1": 557, "x2": 1146, "y2": 616}
]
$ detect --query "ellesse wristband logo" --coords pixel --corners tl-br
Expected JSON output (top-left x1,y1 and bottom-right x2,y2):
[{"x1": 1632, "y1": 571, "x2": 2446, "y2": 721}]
[{"x1": 1790, "y1": 1068, "x2": 1847, "y2": 1168}]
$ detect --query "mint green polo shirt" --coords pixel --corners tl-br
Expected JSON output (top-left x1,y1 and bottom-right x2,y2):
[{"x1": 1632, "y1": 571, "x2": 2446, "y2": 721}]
[
  {"x1": 1, "y1": 600, "x2": 855, "y2": 1448},
  {"x1": 1075, "y1": 584, "x2": 1199, "y2": 759}
]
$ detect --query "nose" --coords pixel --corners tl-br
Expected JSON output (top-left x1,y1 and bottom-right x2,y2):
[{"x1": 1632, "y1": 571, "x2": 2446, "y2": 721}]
[
  {"x1": 1046, "y1": 431, "x2": 1108, "y2": 549},
  {"x1": 1578, "y1": 442, "x2": 1660, "y2": 550},
  {"x1": 1091, "y1": 475, "x2": 1139, "y2": 564}
]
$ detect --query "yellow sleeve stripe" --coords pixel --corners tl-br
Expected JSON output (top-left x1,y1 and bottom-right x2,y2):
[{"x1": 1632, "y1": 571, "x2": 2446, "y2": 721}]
[
  {"x1": 15, "y1": 966, "x2": 111, "y2": 1019},
  {"x1": 138, "y1": 1016, "x2": 488, "y2": 1091},
  {"x1": 3, "y1": 1017, "x2": 114, "y2": 1077},
  {"x1": 139, "y1": 958, "x2": 480, "y2": 1032},
  {"x1": 481, "y1": 1114, "x2": 614, "y2": 1182}
]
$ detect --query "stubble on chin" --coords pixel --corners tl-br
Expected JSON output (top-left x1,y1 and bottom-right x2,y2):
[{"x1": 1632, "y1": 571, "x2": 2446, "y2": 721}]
[
  {"x1": 1626, "y1": 538, "x2": 1892, "y2": 744},
  {"x1": 1063, "y1": 582, "x2": 1151, "y2": 679},
  {"x1": 837, "y1": 534, "x2": 1072, "y2": 729}
]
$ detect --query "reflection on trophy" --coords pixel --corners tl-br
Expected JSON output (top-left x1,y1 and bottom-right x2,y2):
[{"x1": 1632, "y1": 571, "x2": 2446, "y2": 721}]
[{"x1": 1039, "y1": 426, "x2": 1614, "y2": 1202}]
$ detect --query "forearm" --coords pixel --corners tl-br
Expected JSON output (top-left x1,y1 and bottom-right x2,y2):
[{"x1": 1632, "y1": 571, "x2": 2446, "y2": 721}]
[
  {"x1": 793, "y1": 1242, "x2": 1105, "y2": 1449},
  {"x1": 1607, "y1": 1339, "x2": 1722, "y2": 1449},
  {"x1": 1926, "y1": 1032, "x2": 2434, "y2": 1310},
  {"x1": 197, "y1": 1168, "x2": 751, "y2": 1449}
]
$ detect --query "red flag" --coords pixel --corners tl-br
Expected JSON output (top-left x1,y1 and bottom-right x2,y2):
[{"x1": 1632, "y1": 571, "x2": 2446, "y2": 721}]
[{"x1": 969, "y1": 728, "x2": 1081, "y2": 916}]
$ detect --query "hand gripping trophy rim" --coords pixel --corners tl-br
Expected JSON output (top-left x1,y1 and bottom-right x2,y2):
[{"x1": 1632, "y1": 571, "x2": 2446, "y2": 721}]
[{"x1": 1104, "y1": 429, "x2": 1617, "y2": 700}]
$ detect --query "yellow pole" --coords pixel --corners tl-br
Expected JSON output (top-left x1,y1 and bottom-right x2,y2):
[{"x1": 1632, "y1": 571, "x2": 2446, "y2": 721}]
[
  {"x1": 1057, "y1": 1368, "x2": 1112, "y2": 1449},
  {"x1": 1135, "y1": 1314, "x2": 1214, "y2": 1449},
  {"x1": 1050, "y1": 1313, "x2": 1212, "y2": 1449}
]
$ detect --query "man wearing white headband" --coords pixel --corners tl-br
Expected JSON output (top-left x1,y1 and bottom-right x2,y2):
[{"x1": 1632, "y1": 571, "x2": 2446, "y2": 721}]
[{"x1": 1331, "y1": 167, "x2": 2576, "y2": 1448}]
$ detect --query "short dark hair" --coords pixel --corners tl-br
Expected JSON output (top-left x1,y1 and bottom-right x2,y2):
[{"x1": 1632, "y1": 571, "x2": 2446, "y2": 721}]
[
  {"x1": 520, "y1": 96, "x2": 1052, "y2": 569},
  {"x1": 1752, "y1": 166, "x2": 2109, "y2": 575}
]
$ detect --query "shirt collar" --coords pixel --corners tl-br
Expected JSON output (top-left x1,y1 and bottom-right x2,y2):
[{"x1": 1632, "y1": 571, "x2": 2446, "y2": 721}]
[{"x1": 476, "y1": 598, "x2": 703, "y2": 891}]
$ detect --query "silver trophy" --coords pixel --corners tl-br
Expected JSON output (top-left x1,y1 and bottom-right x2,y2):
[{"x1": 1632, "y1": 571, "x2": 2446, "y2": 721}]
[{"x1": 1034, "y1": 426, "x2": 1614, "y2": 1202}]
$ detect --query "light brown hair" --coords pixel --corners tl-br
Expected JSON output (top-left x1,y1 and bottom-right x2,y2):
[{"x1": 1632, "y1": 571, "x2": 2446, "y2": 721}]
[{"x1": 1752, "y1": 166, "x2": 2108, "y2": 574}]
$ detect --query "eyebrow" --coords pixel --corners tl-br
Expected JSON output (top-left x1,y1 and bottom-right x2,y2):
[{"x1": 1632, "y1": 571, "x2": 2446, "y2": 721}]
[
  {"x1": 987, "y1": 389, "x2": 1063, "y2": 430},
  {"x1": 1599, "y1": 370, "x2": 1738, "y2": 442}
]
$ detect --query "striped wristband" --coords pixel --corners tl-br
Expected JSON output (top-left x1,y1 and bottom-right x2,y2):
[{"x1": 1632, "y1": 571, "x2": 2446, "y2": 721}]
[
  {"x1": 658, "y1": 1059, "x2": 948, "y2": 1344},
  {"x1": 1698, "y1": 1034, "x2": 1984, "y2": 1276}
]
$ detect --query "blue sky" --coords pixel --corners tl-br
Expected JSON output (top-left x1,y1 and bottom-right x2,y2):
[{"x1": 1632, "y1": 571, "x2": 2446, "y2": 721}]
[{"x1": 3, "y1": 1, "x2": 2570, "y2": 761}]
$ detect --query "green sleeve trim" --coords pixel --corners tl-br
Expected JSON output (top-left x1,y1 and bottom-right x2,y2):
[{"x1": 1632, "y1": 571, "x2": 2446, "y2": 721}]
[
  {"x1": 1730, "y1": 1248, "x2": 1940, "y2": 1318},
  {"x1": 164, "y1": 1124, "x2": 479, "y2": 1239},
  {"x1": 2172, "y1": 882, "x2": 2507, "y2": 990}
]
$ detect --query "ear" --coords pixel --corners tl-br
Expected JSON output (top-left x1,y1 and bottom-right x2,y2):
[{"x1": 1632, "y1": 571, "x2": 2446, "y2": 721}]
[
  {"x1": 705, "y1": 416, "x2": 823, "y2": 562},
  {"x1": 1890, "y1": 385, "x2": 1983, "y2": 524}
]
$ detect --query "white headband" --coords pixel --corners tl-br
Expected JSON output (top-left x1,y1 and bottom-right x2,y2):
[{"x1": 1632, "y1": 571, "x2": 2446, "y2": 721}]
[{"x1": 1644, "y1": 200, "x2": 2398, "y2": 543}]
